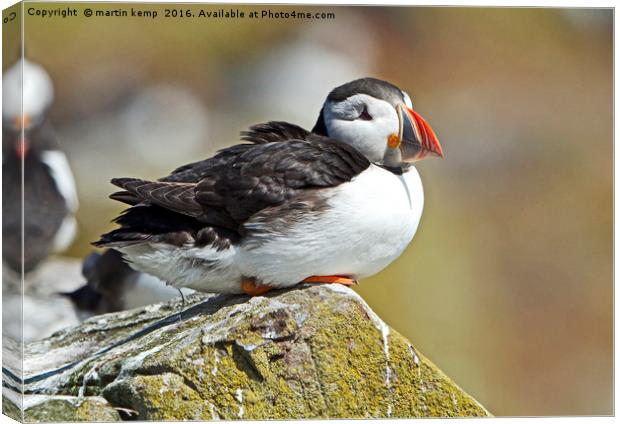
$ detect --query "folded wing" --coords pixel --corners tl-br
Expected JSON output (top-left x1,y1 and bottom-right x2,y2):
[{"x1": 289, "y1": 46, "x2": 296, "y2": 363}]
[{"x1": 96, "y1": 122, "x2": 370, "y2": 247}]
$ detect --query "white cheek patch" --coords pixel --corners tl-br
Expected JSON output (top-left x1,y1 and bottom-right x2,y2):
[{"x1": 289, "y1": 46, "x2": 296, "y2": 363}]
[{"x1": 326, "y1": 120, "x2": 386, "y2": 162}]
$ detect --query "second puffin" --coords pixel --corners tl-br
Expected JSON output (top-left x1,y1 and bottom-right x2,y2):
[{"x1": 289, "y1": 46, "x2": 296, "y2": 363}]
[{"x1": 95, "y1": 78, "x2": 444, "y2": 295}]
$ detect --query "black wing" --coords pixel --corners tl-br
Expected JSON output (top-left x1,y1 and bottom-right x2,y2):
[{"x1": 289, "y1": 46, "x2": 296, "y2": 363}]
[
  {"x1": 192, "y1": 136, "x2": 369, "y2": 229},
  {"x1": 110, "y1": 122, "x2": 311, "y2": 204},
  {"x1": 104, "y1": 122, "x2": 370, "y2": 233}
]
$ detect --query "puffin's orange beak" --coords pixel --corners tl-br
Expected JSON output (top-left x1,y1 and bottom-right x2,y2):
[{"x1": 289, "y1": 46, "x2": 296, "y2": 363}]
[
  {"x1": 396, "y1": 104, "x2": 443, "y2": 162},
  {"x1": 13, "y1": 114, "x2": 32, "y2": 130},
  {"x1": 12, "y1": 115, "x2": 31, "y2": 158}
]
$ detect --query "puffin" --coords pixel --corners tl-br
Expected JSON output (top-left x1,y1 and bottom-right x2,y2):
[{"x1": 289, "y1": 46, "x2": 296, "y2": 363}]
[
  {"x1": 2, "y1": 58, "x2": 79, "y2": 274},
  {"x1": 95, "y1": 77, "x2": 443, "y2": 295},
  {"x1": 62, "y1": 249, "x2": 193, "y2": 320}
]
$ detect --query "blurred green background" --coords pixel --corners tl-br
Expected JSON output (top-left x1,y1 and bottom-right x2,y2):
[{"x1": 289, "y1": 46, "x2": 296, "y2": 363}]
[{"x1": 8, "y1": 3, "x2": 612, "y2": 416}]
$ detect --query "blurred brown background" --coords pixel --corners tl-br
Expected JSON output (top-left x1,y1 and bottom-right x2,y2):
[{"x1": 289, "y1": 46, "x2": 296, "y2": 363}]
[{"x1": 8, "y1": 4, "x2": 612, "y2": 416}]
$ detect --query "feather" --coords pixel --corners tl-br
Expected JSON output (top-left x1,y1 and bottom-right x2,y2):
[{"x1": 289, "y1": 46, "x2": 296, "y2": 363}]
[{"x1": 111, "y1": 178, "x2": 203, "y2": 218}]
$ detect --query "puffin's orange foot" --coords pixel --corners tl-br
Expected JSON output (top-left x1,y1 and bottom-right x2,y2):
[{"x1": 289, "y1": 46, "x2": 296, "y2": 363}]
[
  {"x1": 302, "y1": 275, "x2": 357, "y2": 286},
  {"x1": 241, "y1": 277, "x2": 273, "y2": 296}
]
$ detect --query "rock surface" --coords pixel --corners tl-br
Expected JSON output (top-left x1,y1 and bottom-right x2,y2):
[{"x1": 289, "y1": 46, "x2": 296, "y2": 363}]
[
  {"x1": 2, "y1": 394, "x2": 121, "y2": 422},
  {"x1": 2, "y1": 284, "x2": 490, "y2": 420}
]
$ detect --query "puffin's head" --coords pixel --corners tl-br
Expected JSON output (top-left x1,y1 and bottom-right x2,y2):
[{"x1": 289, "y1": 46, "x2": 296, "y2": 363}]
[
  {"x1": 2, "y1": 58, "x2": 54, "y2": 157},
  {"x1": 312, "y1": 77, "x2": 443, "y2": 167},
  {"x1": 2, "y1": 58, "x2": 54, "y2": 130}
]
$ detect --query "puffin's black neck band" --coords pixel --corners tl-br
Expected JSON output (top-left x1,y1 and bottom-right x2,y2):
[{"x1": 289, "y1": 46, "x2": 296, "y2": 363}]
[{"x1": 377, "y1": 163, "x2": 411, "y2": 175}]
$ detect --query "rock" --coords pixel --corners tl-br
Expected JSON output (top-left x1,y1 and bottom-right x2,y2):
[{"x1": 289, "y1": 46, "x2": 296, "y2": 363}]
[
  {"x1": 4, "y1": 285, "x2": 490, "y2": 420},
  {"x1": 2, "y1": 394, "x2": 121, "y2": 422},
  {"x1": 2, "y1": 391, "x2": 21, "y2": 421}
]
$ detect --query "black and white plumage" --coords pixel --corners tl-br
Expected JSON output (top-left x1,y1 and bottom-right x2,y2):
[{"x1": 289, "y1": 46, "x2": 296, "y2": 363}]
[
  {"x1": 2, "y1": 58, "x2": 79, "y2": 273},
  {"x1": 95, "y1": 77, "x2": 443, "y2": 293}
]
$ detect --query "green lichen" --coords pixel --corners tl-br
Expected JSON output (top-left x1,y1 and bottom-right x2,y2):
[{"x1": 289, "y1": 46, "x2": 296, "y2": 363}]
[
  {"x1": 2, "y1": 395, "x2": 22, "y2": 422},
  {"x1": 17, "y1": 285, "x2": 490, "y2": 421},
  {"x1": 22, "y1": 397, "x2": 120, "y2": 422}
]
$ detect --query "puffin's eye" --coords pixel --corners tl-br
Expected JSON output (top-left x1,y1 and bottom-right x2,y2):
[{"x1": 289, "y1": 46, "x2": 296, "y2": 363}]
[{"x1": 358, "y1": 106, "x2": 372, "y2": 121}]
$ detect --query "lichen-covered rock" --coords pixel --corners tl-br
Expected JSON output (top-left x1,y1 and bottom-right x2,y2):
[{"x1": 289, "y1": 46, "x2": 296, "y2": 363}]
[
  {"x1": 24, "y1": 396, "x2": 121, "y2": 422},
  {"x1": 2, "y1": 394, "x2": 120, "y2": 422},
  {"x1": 2, "y1": 393, "x2": 22, "y2": 421},
  {"x1": 5, "y1": 285, "x2": 490, "y2": 420}
]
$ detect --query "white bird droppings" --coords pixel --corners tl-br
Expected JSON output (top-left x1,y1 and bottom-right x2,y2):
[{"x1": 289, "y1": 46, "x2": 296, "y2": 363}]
[
  {"x1": 235, "y1": 388, "x2": 244, "y2": 418},
  {"x1": 209, "y1": 402, "x2": 220, "y2": 420},
  {"x1": 118, "y1": 344, "x2": 165, "y2": 380},
  {"x1": 78, "y1": 366, "x2": 99, "y2": 397},
  {"x1": 408, "y1": 344, "x2": 420, "y2": 367},
  {"x1": 212, "y1": 349, "x2": 220, "y2": 376},
  {"x1": 452, "y1": 393, "x2": 460, "y2": 407}
]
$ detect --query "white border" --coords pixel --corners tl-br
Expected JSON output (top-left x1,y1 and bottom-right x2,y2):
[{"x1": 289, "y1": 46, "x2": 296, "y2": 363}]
[{"x1": 0, "y1": 1, "x2": 615, "y2": 423}]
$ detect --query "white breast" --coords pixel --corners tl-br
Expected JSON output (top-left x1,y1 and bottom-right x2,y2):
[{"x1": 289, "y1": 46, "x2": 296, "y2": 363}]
[
  {"x1": 238, "y1": 165, "x2": 424, "y2": 287},
  {"x1": 40, "y1": 150, "x2": 79, "y2": 212},
  {"x1": 40, "y1": 150, "x2": 79, "y2": 252}
]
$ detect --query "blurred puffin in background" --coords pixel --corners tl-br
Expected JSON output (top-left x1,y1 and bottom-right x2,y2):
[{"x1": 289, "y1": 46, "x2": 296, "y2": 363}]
[
  {"x1": 96, "y1": 77, "x2": 443, "y2": 295},
  {"x1": 2, "y1": 58, "x2": 79, "y2": 274},
  {"x1": 62, "y1": 249, "x2": 193, "y2": 320}
]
